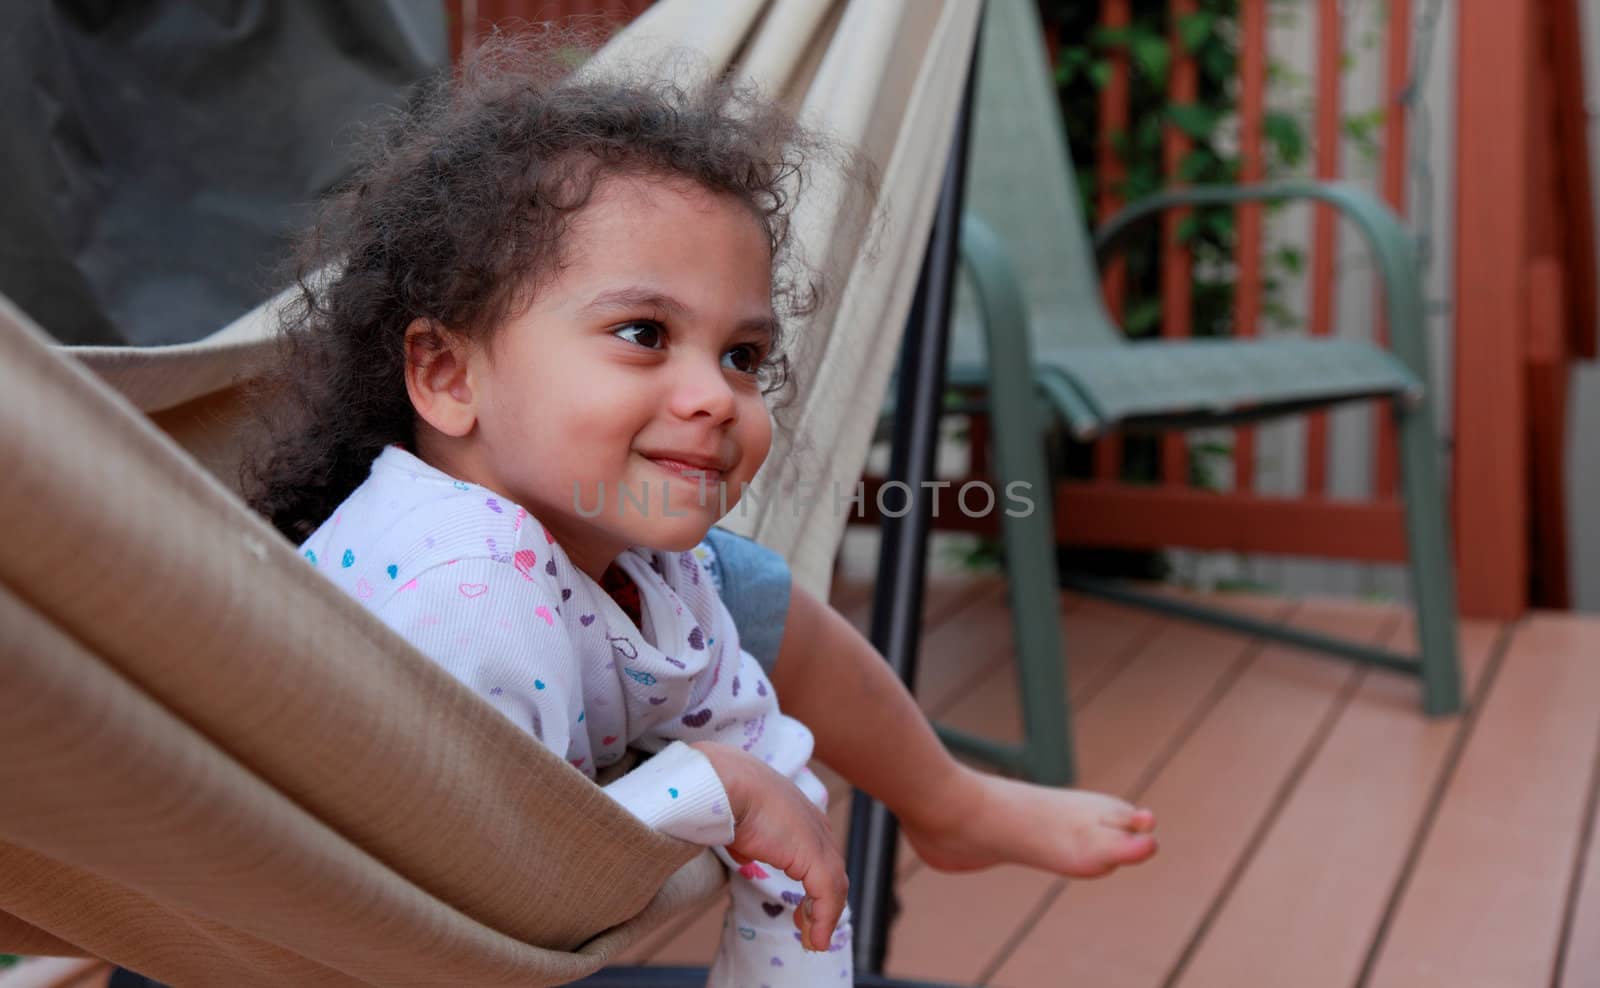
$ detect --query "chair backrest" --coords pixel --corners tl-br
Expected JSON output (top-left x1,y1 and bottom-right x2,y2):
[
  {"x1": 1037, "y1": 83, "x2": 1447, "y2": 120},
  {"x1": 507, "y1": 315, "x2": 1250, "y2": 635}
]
[{"x1": 960, "y1": 0, "x2": 1123, "y2": 353}]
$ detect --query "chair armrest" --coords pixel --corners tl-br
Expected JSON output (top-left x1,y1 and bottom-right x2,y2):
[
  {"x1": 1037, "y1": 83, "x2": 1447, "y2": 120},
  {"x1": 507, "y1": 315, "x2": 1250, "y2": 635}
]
[
  {"x1": 1093, "y1": 181, "x2": 1434, "y2": 394},
  {"x1": 959, "y1": 215, "x2": 1103, "y2": 438}
]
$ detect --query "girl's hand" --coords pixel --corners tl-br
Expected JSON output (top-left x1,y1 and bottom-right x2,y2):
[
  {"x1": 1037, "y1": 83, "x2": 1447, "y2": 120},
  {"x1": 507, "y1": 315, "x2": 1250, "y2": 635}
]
[{"x1": 689, "y1": 741, "x2": 846, "y2": 951}]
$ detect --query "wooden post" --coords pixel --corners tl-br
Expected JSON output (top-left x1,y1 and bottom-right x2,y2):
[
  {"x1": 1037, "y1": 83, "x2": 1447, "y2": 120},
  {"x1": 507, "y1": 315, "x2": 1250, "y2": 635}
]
[
  {"x1": 1453, "y1": 0, "x2": 1532, "y2": 618},
  {"x1": 1523, "y1": 0, "x2": 1598, "y2": 608}
]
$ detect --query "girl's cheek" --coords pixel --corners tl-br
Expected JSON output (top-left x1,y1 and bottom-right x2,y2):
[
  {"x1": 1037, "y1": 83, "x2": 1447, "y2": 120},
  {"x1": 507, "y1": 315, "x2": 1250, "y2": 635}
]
[{"x1": 748, "y1": 416, "x2": 774, "y2": 468}]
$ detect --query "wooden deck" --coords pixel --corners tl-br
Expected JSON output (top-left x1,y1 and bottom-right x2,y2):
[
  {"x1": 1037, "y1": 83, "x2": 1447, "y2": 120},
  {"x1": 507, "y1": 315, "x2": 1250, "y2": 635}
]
[
  {"x1": 621, "y1": 540, "x2": 1600, "y2": 987},
  {"x1": 7, "y1": 540, "x2": 1600, "y2": 988}
]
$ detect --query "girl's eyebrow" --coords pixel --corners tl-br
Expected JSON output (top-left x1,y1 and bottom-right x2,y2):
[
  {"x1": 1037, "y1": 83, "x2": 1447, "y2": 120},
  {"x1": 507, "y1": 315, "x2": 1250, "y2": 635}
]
[{"x1": 583, "y1": 287, "x2": 777, "y2": 339}]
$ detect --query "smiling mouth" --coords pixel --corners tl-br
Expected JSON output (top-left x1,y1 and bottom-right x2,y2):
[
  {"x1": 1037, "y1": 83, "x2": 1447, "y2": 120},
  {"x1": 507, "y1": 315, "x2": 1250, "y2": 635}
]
[{"x1": 644, "y1": 456, "x2": 727, "y2": 485}]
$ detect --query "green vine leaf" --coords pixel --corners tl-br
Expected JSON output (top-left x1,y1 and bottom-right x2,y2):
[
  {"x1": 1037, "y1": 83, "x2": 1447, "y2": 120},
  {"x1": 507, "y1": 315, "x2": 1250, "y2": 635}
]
[
  {"x1": 1178, "y1": 148, "x2": 1216, "y2": 182},
  {"x1": 1274, "y1": 245, "x2": 1306, "y2": 275},
  {"x1": 1168, "y1": 103, "x2": 1222, "y2": 140},
  {"x1": 1176, "y1": 12, "x2": 1216, "y2": 53},
  {"x1": 1131, "y1": 33, "x2": 1171, "y2": 84},
  {"x1": 1343, "y1": 107, "x2": 1386, "y2": 157},
  {"x1": 1201, "y1": 42, "x2": 1233, "y2": 80},
  {"x1": 1263, "y1": 109, "x2": 1307, "y2": 165},
  {"x1": 1123, "y1": 297, "x2": 1164, "y2": 338},
  {"x1": 1091, "y1": 24, "x2": 1134, "y2": 46},
  {"x1": 1054, "y1": 45, "x2": 1092, "y2": 86}
]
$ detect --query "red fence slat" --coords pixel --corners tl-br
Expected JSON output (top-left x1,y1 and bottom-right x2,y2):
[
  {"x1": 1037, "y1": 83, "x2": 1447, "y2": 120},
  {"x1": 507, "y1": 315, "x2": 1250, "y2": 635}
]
[
  {"x1": 1161, "y1": 0, "x2": 1199, "y2": 488},
  {"x1": 1375, "y1": 0, "x2": 1411, "y2": 497},
  {"x1": 1095, "y1": 0, "x2": 1132, "y2": 483},
  {"x1": 1232, "y1": 0, "x2": 1266, "y2": 493},
  {"x1": 1306, "y1": 0, "x2": 1342, "y2": 497}
]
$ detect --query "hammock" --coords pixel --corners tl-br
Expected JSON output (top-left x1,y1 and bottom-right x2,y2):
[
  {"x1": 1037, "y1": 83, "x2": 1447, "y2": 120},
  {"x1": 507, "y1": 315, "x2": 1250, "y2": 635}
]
[{"x1": 0, "y1": 1, "x2": 980, "y2": 984}]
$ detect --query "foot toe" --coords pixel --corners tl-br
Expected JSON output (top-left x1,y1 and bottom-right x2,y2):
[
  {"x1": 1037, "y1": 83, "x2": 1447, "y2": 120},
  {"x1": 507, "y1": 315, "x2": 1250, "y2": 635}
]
[{"x1": 1121, "y1": 833, "x2": 1158, "y2": 864}]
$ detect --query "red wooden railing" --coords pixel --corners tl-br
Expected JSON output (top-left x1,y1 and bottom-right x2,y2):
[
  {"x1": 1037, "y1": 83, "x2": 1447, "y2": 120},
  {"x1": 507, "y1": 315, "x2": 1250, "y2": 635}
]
[{"x1": 447, "y1": 0, "x2": 1595, "y2": 619}]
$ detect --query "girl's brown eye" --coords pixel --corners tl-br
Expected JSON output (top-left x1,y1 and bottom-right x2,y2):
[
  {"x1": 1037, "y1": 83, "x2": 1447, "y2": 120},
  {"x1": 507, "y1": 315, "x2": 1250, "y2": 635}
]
[
  {"x1": 721, "y1": 344, "x2": 762, "y2": 374},
  {"x1": 614, "y1": 320, "x2": 664, "y2": 349}
]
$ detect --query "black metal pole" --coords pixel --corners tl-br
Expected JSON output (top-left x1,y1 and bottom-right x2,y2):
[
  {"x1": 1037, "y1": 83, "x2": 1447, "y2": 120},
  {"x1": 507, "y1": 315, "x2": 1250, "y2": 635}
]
[{"x1": 846, "y1": 34, "x2": 980, "y2": 977}]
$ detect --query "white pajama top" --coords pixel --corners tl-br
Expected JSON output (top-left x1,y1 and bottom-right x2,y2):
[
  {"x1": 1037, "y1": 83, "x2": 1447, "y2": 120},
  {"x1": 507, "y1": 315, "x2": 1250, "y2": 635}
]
[{"x1": 300, "y1": 446, "x2": 819, "y2": 846}]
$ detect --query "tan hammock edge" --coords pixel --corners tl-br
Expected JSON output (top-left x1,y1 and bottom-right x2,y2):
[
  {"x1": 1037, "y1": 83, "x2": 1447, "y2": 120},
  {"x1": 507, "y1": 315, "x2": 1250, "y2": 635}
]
[{"x1": 0, "y1": 0, "x2": 981, "y2": 984}]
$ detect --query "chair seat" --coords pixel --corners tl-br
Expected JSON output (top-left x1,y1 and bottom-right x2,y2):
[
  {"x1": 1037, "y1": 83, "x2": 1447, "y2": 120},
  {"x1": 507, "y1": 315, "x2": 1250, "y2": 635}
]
[{"x1": 950, "y1": 335, "x2": 1422, "y2": 438}]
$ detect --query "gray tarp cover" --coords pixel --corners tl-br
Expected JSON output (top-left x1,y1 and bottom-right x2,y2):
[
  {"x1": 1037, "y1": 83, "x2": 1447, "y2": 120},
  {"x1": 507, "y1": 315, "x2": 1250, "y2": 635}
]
[{"x1": 0, "y1": 0, "x2": 445, "y2": 345}]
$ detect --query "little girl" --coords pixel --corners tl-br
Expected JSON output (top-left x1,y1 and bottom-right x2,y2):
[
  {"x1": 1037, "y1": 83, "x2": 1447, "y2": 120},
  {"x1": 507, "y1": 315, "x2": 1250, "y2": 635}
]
[{"x1": 248, "y1": 43, "x2": 1155, "y2": 987}]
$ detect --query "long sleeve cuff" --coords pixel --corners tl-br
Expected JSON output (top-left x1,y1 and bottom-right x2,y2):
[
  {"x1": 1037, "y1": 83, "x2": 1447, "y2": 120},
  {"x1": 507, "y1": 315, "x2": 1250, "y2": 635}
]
[{"x1": 602, "y1": 740, "x2": 736, "y2": 846}]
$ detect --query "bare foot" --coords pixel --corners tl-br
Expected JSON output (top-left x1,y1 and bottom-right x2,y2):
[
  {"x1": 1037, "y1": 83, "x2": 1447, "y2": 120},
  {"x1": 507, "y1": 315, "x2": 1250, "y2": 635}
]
[{"x1": 900, "y1": 766, "x2": 1157, "y2": 879}]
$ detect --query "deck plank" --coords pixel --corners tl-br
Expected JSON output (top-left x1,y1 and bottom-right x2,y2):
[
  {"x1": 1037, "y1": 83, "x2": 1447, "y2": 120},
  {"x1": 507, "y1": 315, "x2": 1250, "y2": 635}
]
[
  {"x1": 628, "y1": 588, "x2": 1600, "y2": 986},
  {"x1": 1365, "y1": 614, "x2": 1600, "y2": 988},
  {"x1": 1170, "y1": 617, "x2": 1501, "y2": 988},
  {"x1": 925, "y1": 593, "x2": 1169, "y2": 748},
  {"x1": 884, "y1": 597, "x2": 1294, "y2": 985},
  {"x1": 835, "y1": 570, "x2": 995, "y2": 637},
  {"x1": 987, "y1": 599, "x2": 1392, "y2": 988},
  {"x1": 1061, "y1": 596, "x2": 1293, "y2": 801},
  {"x1": 1559, "y1": 741, "x2": 1600, "y2": 988},
  {"x1": 912, "y1": 582, "x2": 1013, "y2": 716}
]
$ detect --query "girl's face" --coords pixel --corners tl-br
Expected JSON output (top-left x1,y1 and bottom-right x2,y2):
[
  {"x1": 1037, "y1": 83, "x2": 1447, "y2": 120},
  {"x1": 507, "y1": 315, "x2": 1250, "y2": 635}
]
[{"x1": 431, "y1": 175, "x2": 778, "y2": 578}]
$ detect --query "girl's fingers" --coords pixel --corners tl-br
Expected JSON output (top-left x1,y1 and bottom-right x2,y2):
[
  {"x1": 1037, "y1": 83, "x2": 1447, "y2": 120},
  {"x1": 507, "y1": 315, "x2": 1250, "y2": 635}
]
[
  {"x1": 798, "y1": 895, "x2": 837, "y2": 951},
  {"x1": 806, "y1": 894, "x2": 843, "y2": 952},
  {"x1": 787, "y1": 843, "x2": 846, "y2": 951}
]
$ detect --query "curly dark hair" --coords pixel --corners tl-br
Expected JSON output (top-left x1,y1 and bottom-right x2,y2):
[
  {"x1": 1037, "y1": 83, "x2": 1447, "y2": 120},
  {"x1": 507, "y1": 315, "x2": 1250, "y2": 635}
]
[{"x1": 244, "y1": 34, "x2": 857, "y2": 543}]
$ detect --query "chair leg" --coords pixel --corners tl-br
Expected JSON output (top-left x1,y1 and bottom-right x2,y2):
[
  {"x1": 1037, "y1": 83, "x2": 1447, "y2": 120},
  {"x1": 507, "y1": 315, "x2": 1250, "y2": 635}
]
[
  {"x1": 982, "y1": 377, "x2": 1076, "y2": 783},
  {"x1": 1000, "y1": 462, "x2": 1077, "y2": 785},
  {"x1": 932, "y1": 228, "x2": 1079, "y2": 786},
  {"x1": 1394, "y1": 397, "x2": 1464, "y2": 716},
  {"x1": 936, "y1": 406, "x2": 1076, "y2": 785}
]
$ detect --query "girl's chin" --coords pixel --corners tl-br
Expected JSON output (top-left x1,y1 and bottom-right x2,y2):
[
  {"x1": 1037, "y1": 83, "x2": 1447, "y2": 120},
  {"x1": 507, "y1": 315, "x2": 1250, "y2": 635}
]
[
  {"x1": 656, "y1": 532, "x2": 713, "y2": 553},
  {"x1": 633, "y1": 517, "x2": 717, "y2": 553}
]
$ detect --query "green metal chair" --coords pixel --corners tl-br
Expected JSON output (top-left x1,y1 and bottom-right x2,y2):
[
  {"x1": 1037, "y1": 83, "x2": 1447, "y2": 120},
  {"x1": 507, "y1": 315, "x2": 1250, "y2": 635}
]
[{"x1": 931, "y1": 0, "x2": 1463, "y2": 787}]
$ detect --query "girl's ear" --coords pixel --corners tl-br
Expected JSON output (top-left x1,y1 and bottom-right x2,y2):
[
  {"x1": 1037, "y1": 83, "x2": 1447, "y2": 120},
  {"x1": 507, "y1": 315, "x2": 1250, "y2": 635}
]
[{"x1": 403, "y1": 318, "x2": 478, "y2": 438}]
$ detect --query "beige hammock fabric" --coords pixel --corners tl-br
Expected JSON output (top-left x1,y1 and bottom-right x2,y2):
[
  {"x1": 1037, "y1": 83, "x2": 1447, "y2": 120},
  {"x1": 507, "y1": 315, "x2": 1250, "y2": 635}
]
[{"x1": 0, "y1": 1, "x2": 980, "y2": 985}]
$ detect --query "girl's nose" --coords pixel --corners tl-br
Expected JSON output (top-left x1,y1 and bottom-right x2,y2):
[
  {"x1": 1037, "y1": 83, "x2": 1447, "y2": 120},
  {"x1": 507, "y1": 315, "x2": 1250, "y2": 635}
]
[{"x1": 668, "y1": 356, "x2": 738, "y2": 424}]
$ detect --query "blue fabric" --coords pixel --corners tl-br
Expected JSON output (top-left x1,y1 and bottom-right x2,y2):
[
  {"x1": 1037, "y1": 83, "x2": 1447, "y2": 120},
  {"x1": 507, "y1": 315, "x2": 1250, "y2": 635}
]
[{"x1": 702, "y1": 528, "x2": 792, "y2": 675}]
